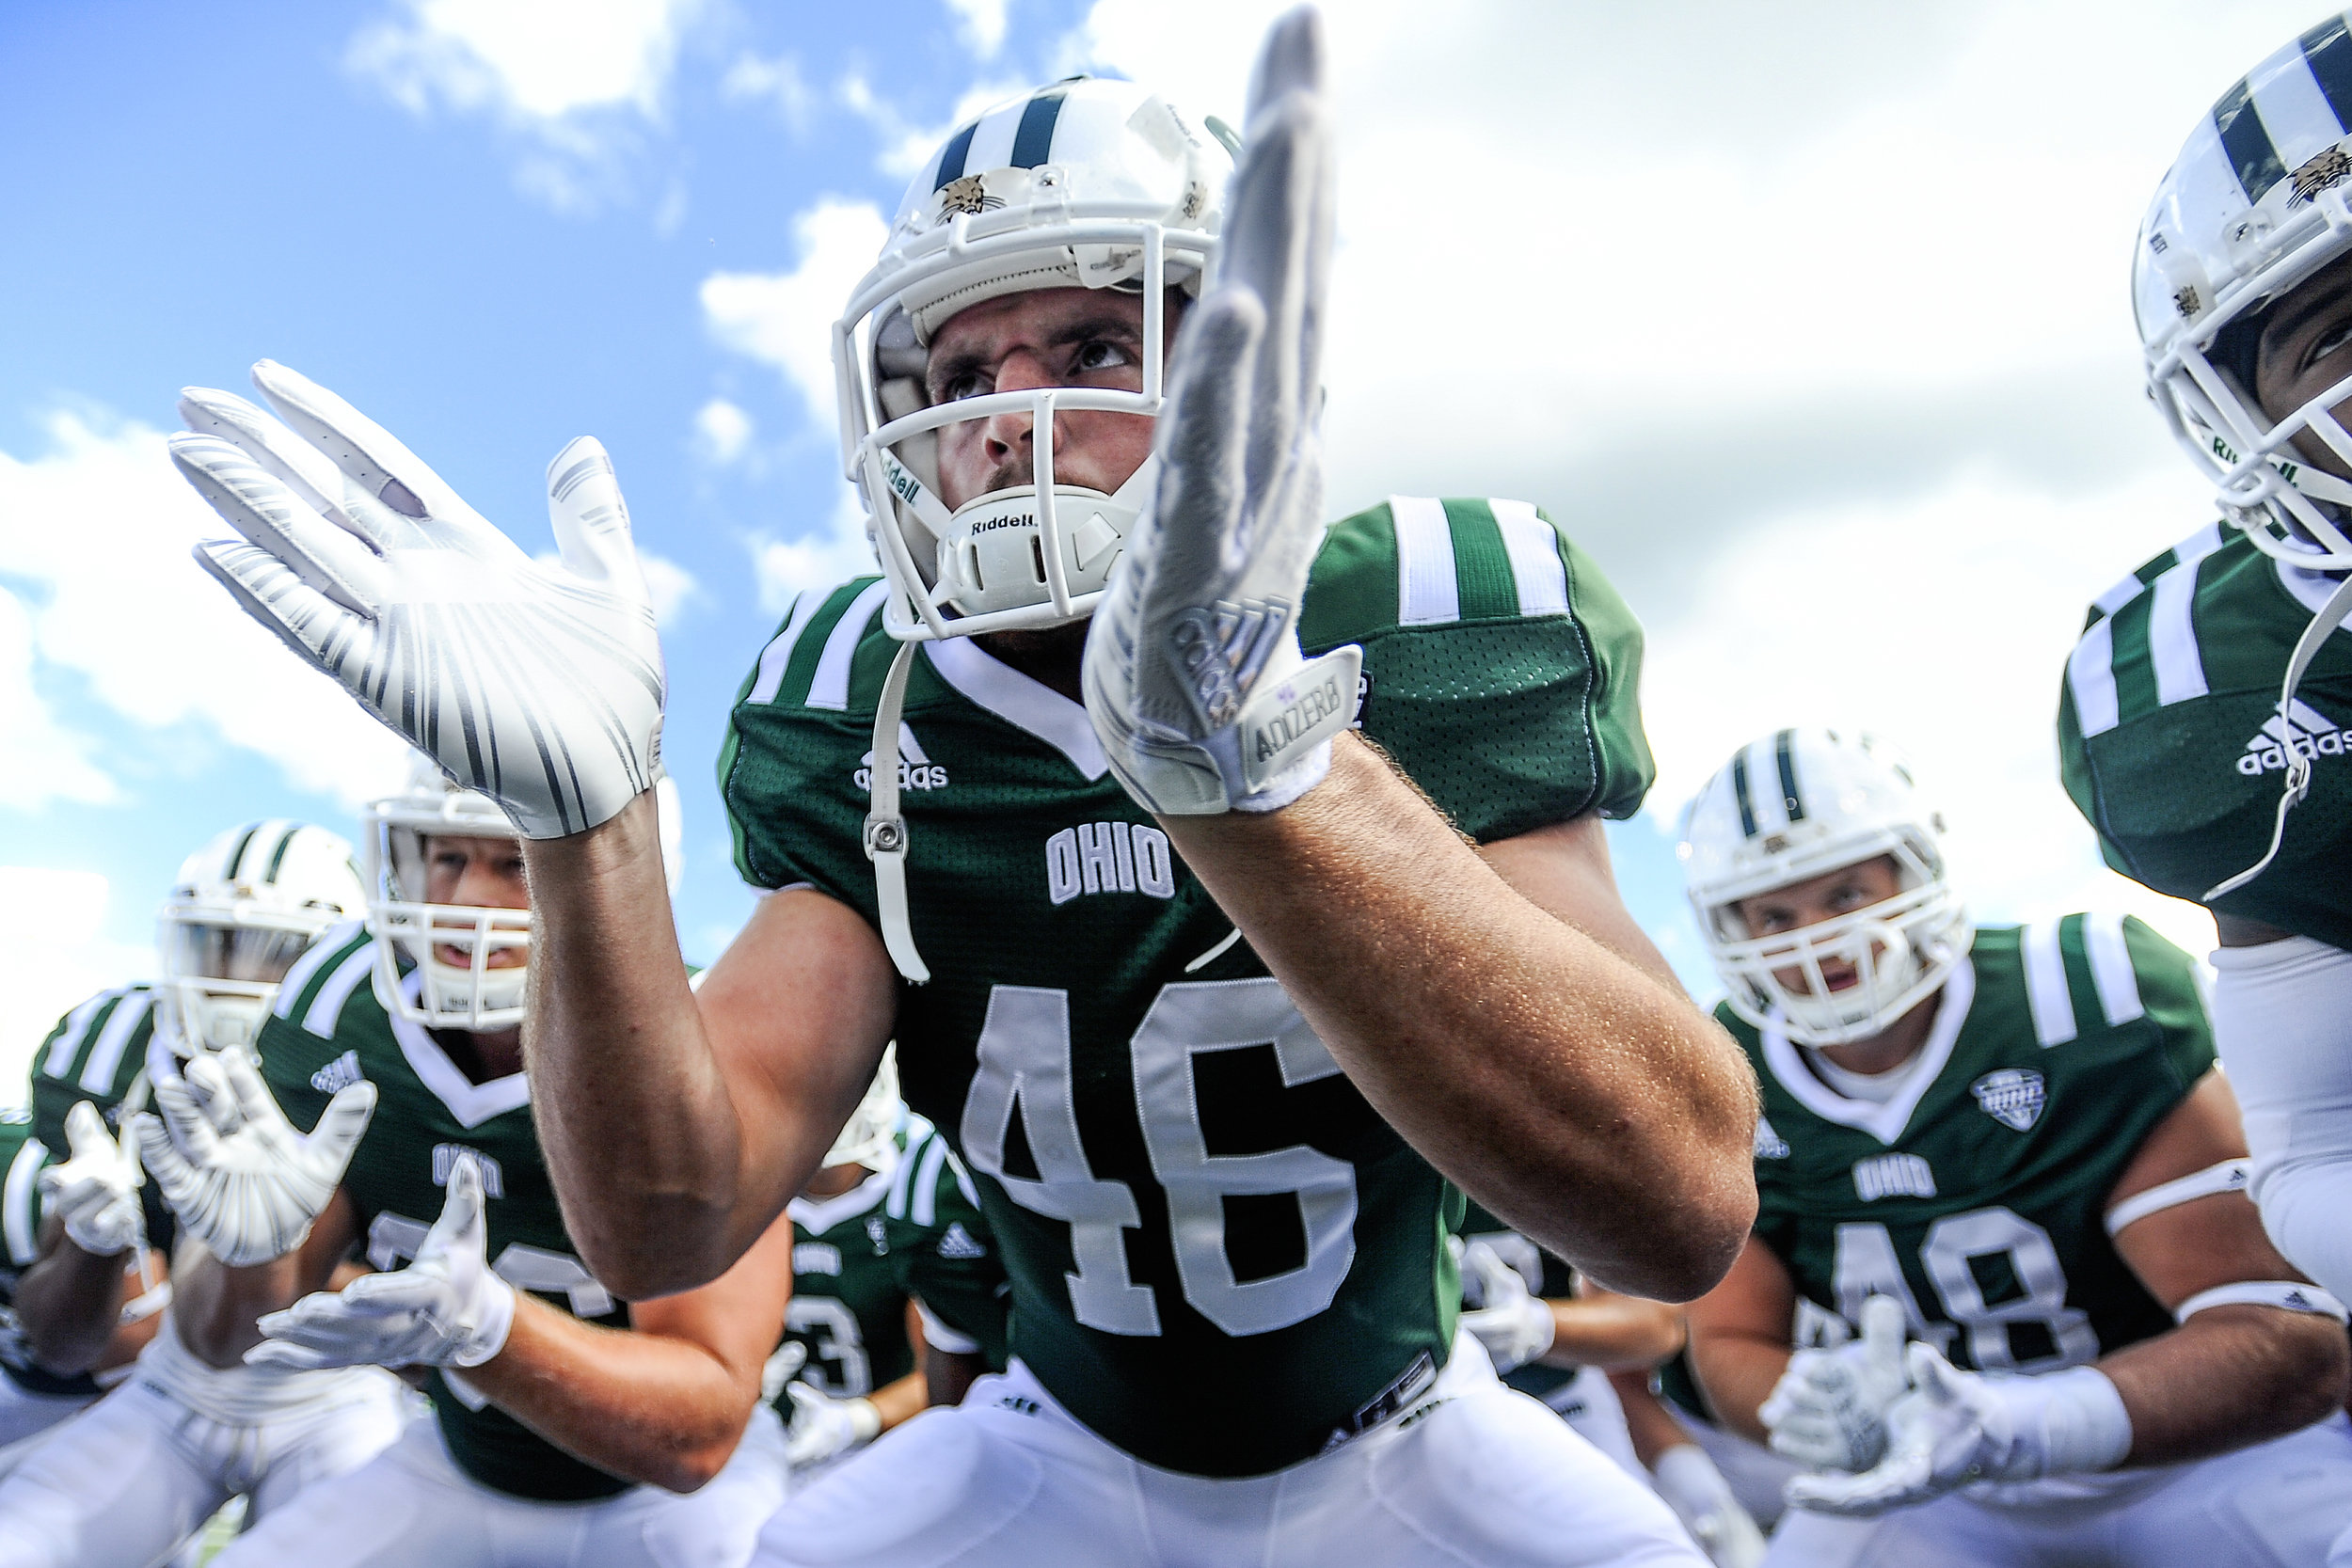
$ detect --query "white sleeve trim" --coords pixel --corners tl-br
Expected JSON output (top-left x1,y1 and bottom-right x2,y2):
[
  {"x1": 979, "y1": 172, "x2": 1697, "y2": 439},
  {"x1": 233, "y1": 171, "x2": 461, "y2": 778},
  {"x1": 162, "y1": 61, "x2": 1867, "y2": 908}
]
[
  {"x1": 914, "y1": 1300, "x2": 982, "y2": 1355},
  {"x1": 2175, "y1": 1280, "x2": 2350, "y2": 1324},
  {"x1": 2105, "y1": 1159, "x2": 2251, "y2": 1236}
]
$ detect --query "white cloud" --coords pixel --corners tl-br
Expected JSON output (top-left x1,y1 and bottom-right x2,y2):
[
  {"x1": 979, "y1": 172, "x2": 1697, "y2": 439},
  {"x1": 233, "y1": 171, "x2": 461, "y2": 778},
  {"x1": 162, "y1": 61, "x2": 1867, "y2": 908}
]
[
  {"x1": 722, "y1": 50, "x2": 816, "y2": 135},
  {"x1": 692, "y1": 396, "x2": 755, "y2": 466},
  {"x1": 0, "y1": 589, "x2": 114, "y2": 810},
  {"x1": 0, "y1": 409, "x2": 411, "y2": 808},
  {"x1": 843, "y1": 74, "x2": 1029, "y2": 181},
  {"x1": 0, "y1": 869, "x2": 151, "y2": 1110},
  {"x1": 701, "y1": 199, "x2": 890, "y2": 420},
  {"x1": 945, "y1": 0, "x2": 1009, "y2": 59},
  {"x1": 750, "y1": 487, "x2": 878, "y2": 614},
  {"x1": 638, "y1": 549, "x2": 704, "y2": 626}
]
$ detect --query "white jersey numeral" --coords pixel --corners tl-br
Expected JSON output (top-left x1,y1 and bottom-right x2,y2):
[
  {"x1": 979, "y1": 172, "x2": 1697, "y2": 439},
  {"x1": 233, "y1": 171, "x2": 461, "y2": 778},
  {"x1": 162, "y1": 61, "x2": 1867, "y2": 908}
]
[
  {"x1": 961, "y1": 979, "x2": 1363, "y2": 1339},
  {"x1": 786, "y1": 1295, "x2": 871, "y2": 1396},
  {"x1": 1828, "y1": 1206, "x2": 2095, "y2": 1370},
  {"x1": 365, "y1": 1212, "x2": 614, "y2": 1318}
]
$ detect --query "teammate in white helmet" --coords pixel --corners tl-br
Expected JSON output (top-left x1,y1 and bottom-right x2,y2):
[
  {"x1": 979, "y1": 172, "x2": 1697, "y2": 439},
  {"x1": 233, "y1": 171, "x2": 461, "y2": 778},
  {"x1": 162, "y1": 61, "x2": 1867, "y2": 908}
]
[
  {"x1": 1680, "y1": 728, "x2": 2352, "y2": 1565},
  {"x1": 149, "y1": 759, "x2": 796, "y2": 1568},
  {"x1": 0, "y1": 820, "x2": 410, "y2": 1566},
  {"x1": 2058, "y1": 11, "x2": 2352, "y2": 1351},
  {"x1": 170, "y1": 10, "x2": 1757, "y2": 1563}
]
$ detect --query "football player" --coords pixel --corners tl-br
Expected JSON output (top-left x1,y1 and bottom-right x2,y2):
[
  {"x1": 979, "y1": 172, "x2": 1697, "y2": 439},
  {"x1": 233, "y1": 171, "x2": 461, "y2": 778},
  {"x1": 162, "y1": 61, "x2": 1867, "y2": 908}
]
[
  {"x1": 138, "y1": 761, "x2": 797, "y2": 1567},
  {"x1": 2059, "y1": 15, "x2": 2352, "y2": 1330},
  {"x1": 880, "y1": 1111, "x2": 1008, "y2": 1406},
  {"x1": 1681, "y1": 728, "x2": 2352, "y2": 1565},
  {"x1": 0, "y1": 820, "x2": 411, "y2": 1567},
  {"x1": 169, "y1": 11, "x2": 1759, "y2": 1563}
]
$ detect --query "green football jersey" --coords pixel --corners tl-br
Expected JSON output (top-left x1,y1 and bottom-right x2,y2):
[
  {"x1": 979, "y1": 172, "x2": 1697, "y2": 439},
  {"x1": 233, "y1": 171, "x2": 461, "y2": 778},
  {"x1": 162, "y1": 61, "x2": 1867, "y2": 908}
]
[
  {"x1": 721, "y1": 497, "x2": 1651, "y2": 1475},
  {"x1": 1732, "y1": 916, "x2": 2213, "y2": 1372},
  {"x1": 1457, "y1": 1198, "x2": 1577, "y2": 1403},
  {"x1": 779, "y1": 1167, "x2": 914, "y2": 1411},
  {"x1": 2059, "y1": 525, "x2": 2352, "y2": 945},
  {"x1": 882, "y1": 1117, "x2": 1010, "y2": 1371},
  {"x1": 0, "y1": 1109, "x2": 53, "y2": 1386},
  {"x1": 8, "y1": 986, "x2": 172, "y2": 1399},
  {"x1": 259, "y1": 923, "x2": 634, "y2": 1503}
]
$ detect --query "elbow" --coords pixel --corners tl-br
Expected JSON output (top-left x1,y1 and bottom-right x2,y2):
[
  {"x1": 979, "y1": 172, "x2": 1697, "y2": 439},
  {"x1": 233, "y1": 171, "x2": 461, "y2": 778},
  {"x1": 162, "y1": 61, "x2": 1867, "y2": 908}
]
[
  {"x1": 589, "y1": 1248, "x2": 727, "y2": 1307},
  {"x1": 2266, "y1": 1314, "x2": 2352, "y2": 1435},
  {"x1": 1614, "y1": 1168, "x2": 1758, "y2": 1306},
  {"x1": 641, "y1": 1422, "x2": 752, "y2": 1496}
]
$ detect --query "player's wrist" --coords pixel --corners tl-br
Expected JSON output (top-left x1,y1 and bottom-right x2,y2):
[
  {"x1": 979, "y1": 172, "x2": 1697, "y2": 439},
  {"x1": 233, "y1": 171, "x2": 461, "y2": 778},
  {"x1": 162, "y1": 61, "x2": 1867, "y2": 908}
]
[
  {"x1": 451, "y1": 1272, "x2": 518, "y2": 1369},
  {"x1": 846, "y1": 1396, "x2": 882, "y2": 1444},
  {"x1": 1989, "y1": 1365, "x2": 2132, "y2": 1479}
]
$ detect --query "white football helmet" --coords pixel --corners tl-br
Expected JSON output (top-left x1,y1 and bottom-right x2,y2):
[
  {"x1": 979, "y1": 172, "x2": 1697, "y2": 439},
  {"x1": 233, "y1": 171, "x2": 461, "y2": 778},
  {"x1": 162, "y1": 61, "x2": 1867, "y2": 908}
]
[
  {"x1": 1680, "y1": 729, "x2": 1969, "y2": 1047},
  {"x1": 156, "y1": 821, "x2": 365, "y2": 1053},
  {"x1": 823, "y1": 1045, "x2": 903, "y2": 1176},
  {"x1": 835, "y1": 75, "x2": 1234, "y2": 641}
]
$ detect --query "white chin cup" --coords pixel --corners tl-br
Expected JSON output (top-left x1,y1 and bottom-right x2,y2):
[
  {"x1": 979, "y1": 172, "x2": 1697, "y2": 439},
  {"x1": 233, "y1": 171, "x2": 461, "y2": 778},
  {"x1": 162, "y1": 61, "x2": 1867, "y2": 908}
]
[
  {"x1": 938, "y1": 482, "x2": 1138, "y2": 621},
  {"x1": 169, "y1": 986, "x2": 275, "y2": 1053}
]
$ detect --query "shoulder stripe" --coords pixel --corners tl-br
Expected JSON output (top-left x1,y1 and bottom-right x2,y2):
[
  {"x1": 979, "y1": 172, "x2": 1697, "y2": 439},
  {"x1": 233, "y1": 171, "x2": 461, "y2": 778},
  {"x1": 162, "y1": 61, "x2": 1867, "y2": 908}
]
[
  {"x1": 2147, "y1": 561, "x2": 2210, "y2": 707},
  {"x1": 2021, "y1": 920, "x2": 2078, "y2": 1047},
  {"x1": 4, "y1": 1136, "x2": 47, "y2": 1266},
  {"x1": 945, "y1": 1144, "x2": 979, "y2": 1209},
  {"x1": 807, "y1": 579, "x2": 891, "y2": 711},
  {"x1": 2067, "y1": 617, "x2": 2120, "y2": 739},
  {"x1": 41, "y1": 991, "x2": 114, "y2": 1080},
  {"x1": 304, "y1": 943, "x2": 378, "y2": 1040},
  {"x1": 2090, "y1": 572, "x2": 2147, "y2": 620},
  {"x1": 746, "y1": 592, "x2": 826, "y2": 705},
  {"x1": 1489, "y1": 499, "x2": 1568, "y2": 618},
  {"x1": 885, "y1": 1134, "x2": 923, "y2": 1220},
  {"x1": 1390, "y1": 496, "x2": 1459, "y2": 626},
  {"x1": 276, "y1": 923, "x2": 365, "y2": 1019},
  {"x1": 2082, "y1": 912, "x2": 2147, "y2": 1028},
  {"x1": 909, "y1": 1133, "x2": 951, "y2": 1228},
  {"x1": 78, "y1": 992, "x2": 150, "y2": 1095}
]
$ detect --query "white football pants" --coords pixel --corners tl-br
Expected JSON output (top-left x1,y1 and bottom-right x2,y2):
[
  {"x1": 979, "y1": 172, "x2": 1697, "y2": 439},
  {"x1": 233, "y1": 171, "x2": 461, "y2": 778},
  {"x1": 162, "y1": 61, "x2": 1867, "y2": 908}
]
[
  {"x1": 756, "y1": 1335, "x2": 1706, "y2": 1568},
  {"x1": 1536, "y1": 1364, "x2": 1643, "y2": 1476},
  {"x1": 208, "y1": 1404, "x2": 790, "y2": 1568},
  {"x1": 2211, "y1": 936, "x2": 2352, "y2": 1306},
  {"x1": 0, "y1": 1365, "x2": 412, "y2": 1568},
  {"x1": 0, "y1": 1374, "x2": 95, "y2": 1476},
  {"x1": 1762, "y1": 1414, "x2": 2352, "y2": 1567}
]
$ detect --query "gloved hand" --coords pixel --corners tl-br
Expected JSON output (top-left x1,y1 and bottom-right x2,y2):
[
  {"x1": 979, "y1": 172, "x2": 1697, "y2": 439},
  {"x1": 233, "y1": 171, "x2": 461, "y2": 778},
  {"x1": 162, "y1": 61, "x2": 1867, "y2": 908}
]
[
  {"x1": 172, "y1": 363, "x2": 664, "y2": 840},
  {"x1": 1457, "y1": 1239, "x2": 1556, "y2": 1374},
  {"x1": 1759, "y1": 1292, "x2": 1910, "y2": 1471},
  {"x1": 1785, "y1": 1343, "x2": 2132, "y2": 1516},
  {"x1": 1651, "y1": 1445, "x2": 1769, "y2": 1568},
  {"x1": 1081, "y1": 7, "x2": 1360, "y2": 816},
  {"x1": 246, "y1": 1154, "x2": 515, "y2": 1371},
  {"x1": 131, "y1": 1045, "x2": 374, "y2": 1267},
  {"x1": 39, "y1": 1101, "x2": 145, "y2": 1258},
  {"x1": 784, "y1": 1380, "x2": 883, "y2": 1468}
]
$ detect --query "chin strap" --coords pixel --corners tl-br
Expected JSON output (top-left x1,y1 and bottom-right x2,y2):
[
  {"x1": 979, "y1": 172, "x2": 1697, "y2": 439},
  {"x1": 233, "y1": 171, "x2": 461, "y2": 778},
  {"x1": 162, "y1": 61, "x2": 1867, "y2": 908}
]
[
  {"x1": 2205, "y1": 569, "x2": 2352, "y2": 900},
  {"x1": 865, "y1": 641, "x2": 930, "y2": 984}
]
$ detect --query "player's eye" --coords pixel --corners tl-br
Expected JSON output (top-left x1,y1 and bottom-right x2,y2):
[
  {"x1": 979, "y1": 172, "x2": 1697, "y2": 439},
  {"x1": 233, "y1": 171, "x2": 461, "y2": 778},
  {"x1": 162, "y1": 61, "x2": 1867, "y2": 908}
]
[
  {"x1": 2309, "y1": 318, "x2": 2352, "y2": 372},
  {"x1": 1073, "y1": 338, "x2": 1132, "y2": 374},
  {"x1": 935, "y1": 366, "x2": 991, "y2": 403}
]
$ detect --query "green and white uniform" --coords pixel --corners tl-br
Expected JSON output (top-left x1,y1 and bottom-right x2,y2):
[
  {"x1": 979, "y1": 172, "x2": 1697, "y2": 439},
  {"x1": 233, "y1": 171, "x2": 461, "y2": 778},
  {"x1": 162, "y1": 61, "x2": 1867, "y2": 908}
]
[
  {"x1": 202, "y1": 924, "x2": 787, "y2": 1568},
  {"x1": 1457, "y1": 1200, "x2": 1638, "y2": 1474},
  {"x1": 0, "y1": 1109, "x2": 81, "y2": 1461},
  {"x1": 781, "y1": 1168, "x2": 914, "y2": 1407},
  {"x1": 882, "y1": 1118, "x2": 1009, "y2": 1371}
]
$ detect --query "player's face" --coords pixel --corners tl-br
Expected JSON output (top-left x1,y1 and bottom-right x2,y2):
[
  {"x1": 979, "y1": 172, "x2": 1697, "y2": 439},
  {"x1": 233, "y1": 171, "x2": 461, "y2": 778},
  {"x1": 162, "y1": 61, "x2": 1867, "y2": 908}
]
[
  {"x1": 1733, "y1": 855, "x2": 1903, "y2": 996},
  {"x1": 422, "y1": 833, "x2": 530, "y2": 970},
  {"x1": 927, "y1": 287, "x2": 1165, "y2": 510},
  {"x1": 2254, "y1": 249, "x2": 2352, "y2": 480}
]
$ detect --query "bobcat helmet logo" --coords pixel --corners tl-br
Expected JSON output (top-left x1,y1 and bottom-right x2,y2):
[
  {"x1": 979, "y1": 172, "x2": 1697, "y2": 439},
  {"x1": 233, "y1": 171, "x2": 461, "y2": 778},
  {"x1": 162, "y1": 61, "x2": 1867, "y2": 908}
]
[{"x1": 1971, "y1": 1068, "x2": 2046, "y2": 1132}]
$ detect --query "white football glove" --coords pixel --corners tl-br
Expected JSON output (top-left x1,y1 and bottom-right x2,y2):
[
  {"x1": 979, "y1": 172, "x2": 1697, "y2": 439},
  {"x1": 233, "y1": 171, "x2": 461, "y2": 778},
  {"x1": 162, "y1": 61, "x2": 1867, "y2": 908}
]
[
  {"x1": 1081, "y1": 8, "x2": 1360, "y2": 816},
  {"x1": 1785, "y1": 1343, "x2": 2132, "y2": 1517},
  {"x1": 130, "y1": 1046, "x2": 374, "y2": 1268},
  {"x1": 246, "y1": 1154, "x2": 515, "y2": 1371},
  {"x1": 38, "y1": 1101, "x2": 145, "y2": 1258},
  {"x1": 1650, "y1": 1445, "x2": 1768, "y2": 1568},
  {"x1": 1457, "y1": 1239, "x2": 1556, "y2": 1374},
  {"x1": 173, "y1": 362, "x2": 664, "y2": 840},
  {"x1": 1759, "y1": 1292, "x2": 1910, "y2": 1472},
  {"x1": 784, "y1": 1380, "x2": 882, "y2": 1469}
]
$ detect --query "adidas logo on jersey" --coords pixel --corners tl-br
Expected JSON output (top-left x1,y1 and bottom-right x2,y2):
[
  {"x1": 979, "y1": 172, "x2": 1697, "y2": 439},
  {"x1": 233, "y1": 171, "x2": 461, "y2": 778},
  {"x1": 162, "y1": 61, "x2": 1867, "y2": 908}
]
[
  {"x1": 1971, "y1": 1069, "x2": 2045, "y2": 1132},
  {"x1": 794, "y1": 1242, "x2": 842, "y2": 1276},
  {"x1": 937, "y1": 1222, "x2": 987, "y2": 1259},
  {"x1": 1852, "y1": 1152, "x2": 1937, "y2": 1202},
  {"x1": 2236, "y1": 700, "x2": 2344, "y2": 776},
  {"x1": 310, "y1": 1051, "x2": 364, "y2": 1095},
  {"x1": 1046, "y1": 821, "x2": 1177, "y2": 904},
  {"x1": 1754, "y1": 1117, "x2": 1790, "y2": 1160},
  {"x1": 854, "y1": 726, "x2": 948, "y2": 792},
  {"x1": 431, "y1": 1144, "x2": 504, "y2": 1199}
]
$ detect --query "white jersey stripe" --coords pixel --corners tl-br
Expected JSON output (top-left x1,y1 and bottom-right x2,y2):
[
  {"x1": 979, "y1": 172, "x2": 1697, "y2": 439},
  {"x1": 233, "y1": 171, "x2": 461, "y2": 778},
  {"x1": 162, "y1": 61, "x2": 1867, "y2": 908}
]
[
  {"x1": 2082, "y1": 911, "x2": 2146, "y2": 1027},
  {"x1": 2090, "y1": 573, "x2": 2146, "y2": 619},
  {"x1": 42, "y1": 991, "x2": 112, "y2": 1080},
  {"x1": 276, "y1": 922, "x2": 363, "y2": 1020},
  {"x1": 1390, "y1": 496, "x2": 1459, "y2": 626},
  {"x1": 79, "y1": 991, "x2": 151, "y2": 1094},
  {"x1": 910, "y1": 1133, "x2": 951, "y2": 1228},
  {"x1": 1489, "y1": 499, "x2": 1569, "y2": 618},
  {"x1": 806, "y1": 579, "x2": 891, "y2": 712},
  {"x1": 2148, "y1": 560, "x2": 2210, "y2": 707},
  {"x1": 2021, "y1": 920, "x2": 2078, "y2": 1047},
  {"x1": 2067, "y1": 617, "x2": 2121, "y2": 738},
  {"x1": 747, "y1": 591, "x2": 825, "y2": 705},
  {"x1": 4, "y1": 1135, "x2": 48, "y2": 1266},
  {"x1": 304, "y1": 944, "x2": 378, "y2": 1041}
]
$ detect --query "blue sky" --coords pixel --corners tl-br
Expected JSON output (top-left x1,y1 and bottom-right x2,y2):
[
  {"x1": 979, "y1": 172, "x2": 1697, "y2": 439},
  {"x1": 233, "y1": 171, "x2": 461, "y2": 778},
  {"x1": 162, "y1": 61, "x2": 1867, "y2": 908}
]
[{"x1": 3, "y1": 0, "x2": 2311, "y2": 1089}]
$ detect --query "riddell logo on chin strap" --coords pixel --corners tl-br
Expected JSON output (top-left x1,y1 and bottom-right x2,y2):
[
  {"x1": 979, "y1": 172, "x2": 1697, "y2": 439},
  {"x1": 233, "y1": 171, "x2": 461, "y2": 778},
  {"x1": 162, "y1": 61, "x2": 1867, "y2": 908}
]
[{"x1": 2238, "y1": 700, "x2": 2343, "y2": 776}]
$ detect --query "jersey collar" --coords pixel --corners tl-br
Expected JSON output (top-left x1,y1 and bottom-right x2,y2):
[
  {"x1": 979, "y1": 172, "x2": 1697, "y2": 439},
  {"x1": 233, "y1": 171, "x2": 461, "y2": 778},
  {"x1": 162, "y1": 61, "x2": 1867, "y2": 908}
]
[
  {"x1": 788, "y1": 1166, "x2": 894, "y2": 1234},
  {"x1": 384, "y1": 970, "x2": 531, "y2": 1130},
  {"x1": 1759, "y1": 958, "x2": 1976, "y2": 1146},
  {"x1": 921, "y1": 637, "x2": 1108, "y2": 780}
]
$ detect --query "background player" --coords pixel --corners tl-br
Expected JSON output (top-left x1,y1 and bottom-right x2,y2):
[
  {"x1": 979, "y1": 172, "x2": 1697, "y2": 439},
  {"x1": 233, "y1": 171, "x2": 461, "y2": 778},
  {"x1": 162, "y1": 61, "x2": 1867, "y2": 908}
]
[
  {"x1": 1682, "y1": 727, "x2": 2352, "y2": 1565},
  {"x1": 878, "y1": 1110, "x2": 1008, "y2": 1405},
  {"x1": 2062, "y1": 12, "x2": 2352, "y2": 1323},
  {"x1": 167, "y1": 12, "x2": 1756, "y2": 1563}
]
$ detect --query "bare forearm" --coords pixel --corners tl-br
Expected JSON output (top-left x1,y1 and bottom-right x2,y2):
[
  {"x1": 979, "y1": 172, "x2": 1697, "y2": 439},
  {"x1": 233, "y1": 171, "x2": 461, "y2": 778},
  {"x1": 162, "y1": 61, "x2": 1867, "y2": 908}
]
[
  {"x1": 1611, "y1": 1369, "x2": 1698, "y2": 1468},
  {"x1": 172, "y1": 1246, "x2": 309, "y2": 1368},
  {"x1": 1160, "y1": 737, "x2": 1756, "y2": 1299},
  {"x1": 2100, "y1": 1307, "x2": 2348, "y2": 1464},
  {"x1": 1538, "y1": 1298, "x2": 1686, "y2": 1372},
  {"x1": 868, "y1": 1368, "x2": 929, "y2": 1432},
  {"x1": 1687, "y1": 1331, "x2": 1789, "y2": 1445},
  {"x1": 14, "y1": 1222, "x2": 131, "y2": 1374},
  {"x1": 462, "y1": 1293, "x2": 758, "y2": 1493}
]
